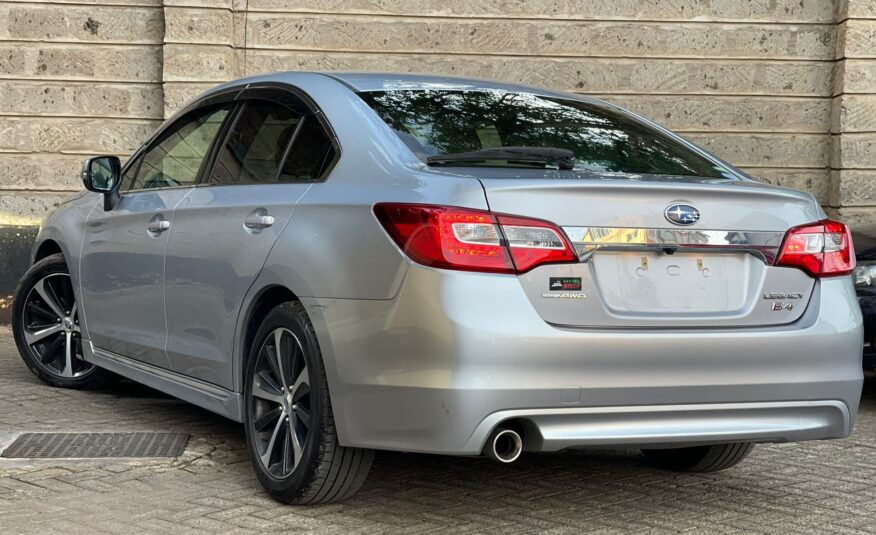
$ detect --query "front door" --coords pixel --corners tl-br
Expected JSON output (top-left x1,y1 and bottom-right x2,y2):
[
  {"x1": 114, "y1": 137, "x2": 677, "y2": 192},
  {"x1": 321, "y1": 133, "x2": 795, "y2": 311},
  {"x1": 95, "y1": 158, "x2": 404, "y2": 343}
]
[
  {"x1": 164, "y1": 93, "x2": 338, "y2": 388},
  {"x1": 80, "y1": 104, "x2": 233, "y2": 367}
]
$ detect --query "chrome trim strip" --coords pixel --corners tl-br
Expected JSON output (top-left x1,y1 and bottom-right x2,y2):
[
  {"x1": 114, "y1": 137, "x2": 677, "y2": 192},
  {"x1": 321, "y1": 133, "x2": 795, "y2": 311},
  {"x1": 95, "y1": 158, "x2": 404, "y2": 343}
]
[
  {"x1": 464, "y1": 400, "x2": 850, "y2": 453},
  {"x1": 562, "y1": 227, "x2": 785, "y2": 264}
]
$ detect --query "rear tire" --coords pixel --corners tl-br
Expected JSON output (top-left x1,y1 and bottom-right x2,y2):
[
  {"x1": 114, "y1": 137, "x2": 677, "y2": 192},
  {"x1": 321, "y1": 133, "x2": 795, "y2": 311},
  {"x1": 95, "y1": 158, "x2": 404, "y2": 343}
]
[
  {"x1": 243, "y1": 301, "x2": 373, "y2": 504},
  {"x1": 642, "y1": 442, "x2": 754, "y2": 472},
  {"x1": 12, "y1": 253, "x2": 112, "y2": 389}
]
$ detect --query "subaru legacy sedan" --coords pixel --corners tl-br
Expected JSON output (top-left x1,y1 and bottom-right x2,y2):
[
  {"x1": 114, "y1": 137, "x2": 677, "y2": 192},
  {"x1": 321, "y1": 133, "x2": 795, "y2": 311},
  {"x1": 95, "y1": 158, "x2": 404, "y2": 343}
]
[{"x1": 12, "y1": 73, "x2": 863, "y2": 504}]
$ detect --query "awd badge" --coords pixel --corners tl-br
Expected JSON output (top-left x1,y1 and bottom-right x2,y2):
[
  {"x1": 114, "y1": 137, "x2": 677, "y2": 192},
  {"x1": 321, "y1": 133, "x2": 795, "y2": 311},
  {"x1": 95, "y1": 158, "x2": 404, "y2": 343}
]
[{"x1": 542, "y1": 293, "x2": 587, "y2": 300}]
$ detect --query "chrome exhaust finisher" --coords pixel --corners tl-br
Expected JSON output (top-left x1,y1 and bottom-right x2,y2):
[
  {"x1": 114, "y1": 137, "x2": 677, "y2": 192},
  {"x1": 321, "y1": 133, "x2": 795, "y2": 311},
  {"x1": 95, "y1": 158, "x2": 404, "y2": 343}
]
[{"x1": 484, "y1": 427, "x2": 523, "y2": 463}]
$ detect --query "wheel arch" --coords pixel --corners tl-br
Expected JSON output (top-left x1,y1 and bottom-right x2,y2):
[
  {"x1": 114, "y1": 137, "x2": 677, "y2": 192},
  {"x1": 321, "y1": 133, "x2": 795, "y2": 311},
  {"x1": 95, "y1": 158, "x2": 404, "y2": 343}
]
[
  {"x1": 234, "y1": 278, "x2": 351, "y2": 445},
  {"x1": 33, "y1": 239, "x2": 63, "y2": 263},
  {"x1": 236, "y1": 284, "x2": 298, "y2": 390}
]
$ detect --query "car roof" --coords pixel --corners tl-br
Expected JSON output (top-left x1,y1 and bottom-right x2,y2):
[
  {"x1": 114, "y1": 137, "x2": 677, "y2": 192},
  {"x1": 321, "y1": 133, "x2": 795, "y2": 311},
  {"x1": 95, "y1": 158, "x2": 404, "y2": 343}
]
[
  {"x1": 195, "y1": 71, "x2": 604, "y2": 110},
  {"x1": 319, "y1": 71, "x2": 571, "y2": 97}
]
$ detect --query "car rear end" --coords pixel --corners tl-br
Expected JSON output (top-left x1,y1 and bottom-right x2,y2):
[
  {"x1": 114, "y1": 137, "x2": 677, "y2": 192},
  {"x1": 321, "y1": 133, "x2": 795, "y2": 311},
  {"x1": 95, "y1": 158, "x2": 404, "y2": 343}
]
[
  {"x1": 855, "y1": 247, "x2": 876, "y2": 370},
  {"x1": 322, "y1": 78, "x2": 865, "y2": 456}
]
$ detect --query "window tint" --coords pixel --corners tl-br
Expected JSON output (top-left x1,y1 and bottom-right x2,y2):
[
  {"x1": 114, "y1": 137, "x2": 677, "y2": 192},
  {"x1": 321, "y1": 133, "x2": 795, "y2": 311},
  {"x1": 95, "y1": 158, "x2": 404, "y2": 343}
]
[
  {"x1": 359, "y1": 89, "x2": 732, "y2": 179},
  {"x1": 120, "y1": 154, "x2": 142, "y2": 192},
  {"x1": 277, "y1": 116, "x2": 336, "y2": 183},
  {"x1": 210, "y1": 101, "x2": 302, "y2": 184},
  {"x1": 130, "y1": 105, "x2": 230, "y2": 190}
]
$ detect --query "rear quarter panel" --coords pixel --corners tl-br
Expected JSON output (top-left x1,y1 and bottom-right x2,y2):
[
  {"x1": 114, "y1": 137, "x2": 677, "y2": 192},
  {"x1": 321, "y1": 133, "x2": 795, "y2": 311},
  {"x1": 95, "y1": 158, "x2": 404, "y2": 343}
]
[
  {"x1": 250, "y1": 73, "x2": 490, "y2": 301},
  {"x1": 233, "y1": 74, "x2": 489, "y2": 396}
]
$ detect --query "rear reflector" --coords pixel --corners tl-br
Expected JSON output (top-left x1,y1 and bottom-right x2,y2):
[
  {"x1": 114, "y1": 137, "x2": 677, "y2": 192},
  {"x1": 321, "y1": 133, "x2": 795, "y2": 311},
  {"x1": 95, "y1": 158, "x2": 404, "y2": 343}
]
[
  {"x1": 374, "y1": 203, "x2": 577, "y2": 274},
  {"x1": 776, "y1": 220, "x2": 856, "y2": 277}
]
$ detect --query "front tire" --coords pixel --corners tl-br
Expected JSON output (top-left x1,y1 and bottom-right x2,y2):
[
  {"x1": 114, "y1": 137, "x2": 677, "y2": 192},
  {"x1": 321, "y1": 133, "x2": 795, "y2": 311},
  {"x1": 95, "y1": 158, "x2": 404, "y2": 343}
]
[
  {"x1": 244, "y1": 301, "x2": 373, "y2": 504},
  {"x1": 12, "y1": 253, "x2": 112, "y2": 389},
  {"x1": 642, "y1": 442, "x2": 754, "y2": 472}
]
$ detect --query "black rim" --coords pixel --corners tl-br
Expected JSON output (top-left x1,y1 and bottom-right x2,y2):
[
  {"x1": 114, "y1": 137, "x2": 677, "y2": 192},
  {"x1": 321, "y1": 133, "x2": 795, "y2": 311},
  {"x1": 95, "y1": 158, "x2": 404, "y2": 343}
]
[
  {"x1": 249, "y1": 327, "x2": 312, "y2": 479},
  {"x1": 21, "y1": 273, "x2": 93, "y2": 378}
]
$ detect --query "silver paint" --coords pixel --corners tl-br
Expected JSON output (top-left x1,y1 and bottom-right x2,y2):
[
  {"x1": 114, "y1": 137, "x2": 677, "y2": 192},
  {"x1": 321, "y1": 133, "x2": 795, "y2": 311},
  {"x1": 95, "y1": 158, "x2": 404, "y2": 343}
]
[{"x1": 27, "y1": 72, "x2": 863, "y2": 456}]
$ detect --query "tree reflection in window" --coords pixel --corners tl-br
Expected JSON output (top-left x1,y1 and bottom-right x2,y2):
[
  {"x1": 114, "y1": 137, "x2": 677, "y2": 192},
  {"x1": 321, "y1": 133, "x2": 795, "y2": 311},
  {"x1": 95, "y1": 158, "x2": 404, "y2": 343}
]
[{"x1": 360, "y1": 89, "x2": 731, "y2": 178}]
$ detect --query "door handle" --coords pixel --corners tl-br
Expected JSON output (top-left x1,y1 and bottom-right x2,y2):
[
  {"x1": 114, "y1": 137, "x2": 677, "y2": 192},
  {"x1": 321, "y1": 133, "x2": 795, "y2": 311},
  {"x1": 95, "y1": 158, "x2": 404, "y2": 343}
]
[
  {"x1": 147, "y1": 220, "x2": 171, "y2": 233},
  {"x1": 244, "y1": 214, "x2": 275, "y2": 229}
]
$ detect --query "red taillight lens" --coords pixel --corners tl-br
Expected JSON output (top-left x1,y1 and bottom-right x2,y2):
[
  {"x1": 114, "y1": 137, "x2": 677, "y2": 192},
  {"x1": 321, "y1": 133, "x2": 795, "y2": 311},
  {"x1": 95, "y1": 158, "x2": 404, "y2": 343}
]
[
  {"x1": 496, "y1": 215, "x2": 578, "y2": 272},
  {"x1": 374, "y1": 203, "x2": 577, "y2": 274},
  {"x1": 776, "y1": 219, "x2": 856, "y2": 277},
  {"x1": 374, "y1": 204, "x2": 514, "y2": 273}
]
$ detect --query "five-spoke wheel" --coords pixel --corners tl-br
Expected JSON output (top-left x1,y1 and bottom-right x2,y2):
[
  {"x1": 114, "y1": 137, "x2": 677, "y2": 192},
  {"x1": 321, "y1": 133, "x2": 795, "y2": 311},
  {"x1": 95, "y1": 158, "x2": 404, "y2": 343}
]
[
  {"x1": 250, "y1": 327, "x2": 311, "y2": 479},
  {"x1": 21, "y1": 272, "x2": 91, "y2": 379},
  {"x1": 13, "y1": 253, "x2": 110, "y2": 389},
  {"x1": 243, "y1": 301, "x2": 373, "y2": 504}
]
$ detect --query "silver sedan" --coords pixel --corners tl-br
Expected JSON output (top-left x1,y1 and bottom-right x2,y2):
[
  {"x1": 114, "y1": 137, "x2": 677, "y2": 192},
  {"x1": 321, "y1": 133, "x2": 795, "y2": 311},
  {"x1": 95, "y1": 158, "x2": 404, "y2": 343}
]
[{"x1": 12, "y1": 72, "x2": 863, "y2": 504}]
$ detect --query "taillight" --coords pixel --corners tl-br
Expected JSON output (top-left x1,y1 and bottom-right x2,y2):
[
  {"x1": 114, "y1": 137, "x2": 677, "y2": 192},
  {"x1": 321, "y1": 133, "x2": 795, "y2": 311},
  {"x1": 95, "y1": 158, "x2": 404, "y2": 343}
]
[
  {"x1": 776, "y1": 219, "x2": 856, "y2": 277},
  {"x1": 373, "y1": 203, "x2": 577, "y2": 274}
]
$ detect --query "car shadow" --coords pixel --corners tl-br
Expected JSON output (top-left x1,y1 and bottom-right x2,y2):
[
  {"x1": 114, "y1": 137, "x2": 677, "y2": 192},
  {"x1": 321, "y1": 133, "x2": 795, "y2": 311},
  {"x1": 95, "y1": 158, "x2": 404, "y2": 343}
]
[{"x1": 85, "y1": 371, "x2": 876, "y2": 522}]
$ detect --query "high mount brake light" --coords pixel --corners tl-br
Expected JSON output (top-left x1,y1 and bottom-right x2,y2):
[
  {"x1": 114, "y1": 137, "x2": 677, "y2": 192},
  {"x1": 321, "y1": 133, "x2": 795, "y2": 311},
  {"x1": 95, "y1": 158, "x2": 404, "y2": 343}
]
[
  {"x1": 373, "y1": 203, "x2": 577, "y2": 274},
  {"x1": 776, "y1": 219, "x2": 856, "y2": 277}
]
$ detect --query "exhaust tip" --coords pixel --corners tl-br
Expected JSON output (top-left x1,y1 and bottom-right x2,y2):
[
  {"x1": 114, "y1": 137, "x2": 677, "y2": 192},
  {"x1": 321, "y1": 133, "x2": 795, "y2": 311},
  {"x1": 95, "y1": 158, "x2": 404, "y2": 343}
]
[{"x1": 485, "y1": 427, "x2": 523, "y2": 463}]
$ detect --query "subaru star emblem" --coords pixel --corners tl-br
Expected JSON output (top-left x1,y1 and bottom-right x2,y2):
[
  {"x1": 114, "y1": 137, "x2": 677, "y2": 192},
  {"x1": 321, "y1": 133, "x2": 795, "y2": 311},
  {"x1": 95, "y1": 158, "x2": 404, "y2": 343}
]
[{"x1": 664, "y1": 204, "x2": 701, "y2": 226}]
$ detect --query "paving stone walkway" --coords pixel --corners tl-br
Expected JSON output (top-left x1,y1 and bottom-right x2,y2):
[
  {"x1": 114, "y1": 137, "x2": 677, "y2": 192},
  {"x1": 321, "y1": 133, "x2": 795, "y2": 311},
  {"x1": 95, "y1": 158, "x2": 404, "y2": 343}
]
[{"x1": 0, "y1": 328, "x2": 873, "y2": 534}]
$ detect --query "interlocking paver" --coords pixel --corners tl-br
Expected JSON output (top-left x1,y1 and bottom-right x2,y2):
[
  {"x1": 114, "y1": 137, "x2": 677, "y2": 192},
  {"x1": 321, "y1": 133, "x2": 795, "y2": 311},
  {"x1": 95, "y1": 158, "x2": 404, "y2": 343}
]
[{"x1": 0, "y1": 326, "x2": 873, "y2": 533}]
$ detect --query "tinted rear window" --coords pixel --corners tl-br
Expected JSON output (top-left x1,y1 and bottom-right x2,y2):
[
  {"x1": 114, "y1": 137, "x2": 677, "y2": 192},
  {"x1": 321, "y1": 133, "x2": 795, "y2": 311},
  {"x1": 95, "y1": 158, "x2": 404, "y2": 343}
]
[
  {"x1": 278, "y1": 116, "x2": 336, "y2": 183},
  {"x1": 210, "y1": 100, "x2": 302, "y2": 185},
  {"x1": 359, "y1": 89, "x2": 732, "y2": 179}
]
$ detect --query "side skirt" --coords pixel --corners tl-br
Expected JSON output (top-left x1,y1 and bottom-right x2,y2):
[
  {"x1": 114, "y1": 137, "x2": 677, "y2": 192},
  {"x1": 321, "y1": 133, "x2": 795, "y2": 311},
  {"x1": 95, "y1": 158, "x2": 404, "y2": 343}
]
[{"x1": 84, "y1": 341, "x2": 244, "y2": 422}]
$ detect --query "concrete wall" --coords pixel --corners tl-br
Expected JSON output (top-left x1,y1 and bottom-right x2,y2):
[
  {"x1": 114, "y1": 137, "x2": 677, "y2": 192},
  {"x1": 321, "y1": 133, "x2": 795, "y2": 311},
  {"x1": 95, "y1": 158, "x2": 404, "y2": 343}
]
[
  {"x1": 832, "y1": 0, "x2": 876, "y2": 234},
  {"x1": 1, "y1": 0, "x2": 875, "y2": 315}
]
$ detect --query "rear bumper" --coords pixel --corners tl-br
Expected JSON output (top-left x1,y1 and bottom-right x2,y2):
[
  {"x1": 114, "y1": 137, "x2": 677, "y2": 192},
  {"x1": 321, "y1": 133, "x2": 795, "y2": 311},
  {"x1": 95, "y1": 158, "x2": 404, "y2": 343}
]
[
  {"x1": 465, "y1": 401, "x2": 850, "y2": 452},
  {"x1": 304, "y1": 266, "x2": 864, "y2": 455}
]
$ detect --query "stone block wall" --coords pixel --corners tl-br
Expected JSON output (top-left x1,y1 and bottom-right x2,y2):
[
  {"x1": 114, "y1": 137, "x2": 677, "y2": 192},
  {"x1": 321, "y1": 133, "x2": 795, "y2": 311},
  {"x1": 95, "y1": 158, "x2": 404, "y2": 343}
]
[
  {"x1": 832, "y1": 0, "x2": 876, "y2": 233},
  {"x1": 1, "y1": 0, "x2": 875, "y2": 315}
]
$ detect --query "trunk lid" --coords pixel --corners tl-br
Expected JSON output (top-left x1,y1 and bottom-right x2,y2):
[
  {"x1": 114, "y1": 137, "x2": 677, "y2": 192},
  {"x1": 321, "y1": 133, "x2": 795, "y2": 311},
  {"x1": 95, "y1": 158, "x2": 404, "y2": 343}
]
[{"x1": 476, "y1": 172, "x2": 823, "y2": 328}]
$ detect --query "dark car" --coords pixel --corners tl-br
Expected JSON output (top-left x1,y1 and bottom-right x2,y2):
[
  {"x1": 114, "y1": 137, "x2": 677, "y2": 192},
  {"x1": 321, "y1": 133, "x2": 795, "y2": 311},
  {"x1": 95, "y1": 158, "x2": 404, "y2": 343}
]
[{"x1": 857, "y1": 246, "x2": 876, "y2": 370}]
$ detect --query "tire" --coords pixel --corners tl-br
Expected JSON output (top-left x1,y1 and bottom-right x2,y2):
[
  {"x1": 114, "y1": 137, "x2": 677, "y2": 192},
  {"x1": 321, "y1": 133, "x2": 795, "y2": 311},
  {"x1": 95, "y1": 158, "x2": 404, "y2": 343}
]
[
  {"x1": 12, "y1": 253, "x2": 112, "y2": 389},
  {"x1": 243, "y1": 301, "x2": 373, "y2": 504},
  {"x1": 642, "y1": 442, "x2": 754, "y2": 472}
]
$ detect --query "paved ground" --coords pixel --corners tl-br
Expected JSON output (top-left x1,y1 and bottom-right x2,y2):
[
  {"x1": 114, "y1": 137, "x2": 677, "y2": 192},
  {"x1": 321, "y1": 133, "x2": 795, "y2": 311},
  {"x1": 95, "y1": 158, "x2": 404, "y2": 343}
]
[{"x1": 0, "y1": 327, "x2": 873, "y2": 534}]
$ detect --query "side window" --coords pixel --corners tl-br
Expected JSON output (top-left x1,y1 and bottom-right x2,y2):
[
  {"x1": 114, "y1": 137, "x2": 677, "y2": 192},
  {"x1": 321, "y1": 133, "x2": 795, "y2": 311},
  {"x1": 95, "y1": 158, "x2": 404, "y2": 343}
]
[
  {"x1": 130, "y1": 105, "x2": 231, "y2": 191},
  {"x1": 278, "y1": 116, "x2": 337, "y2": 183},
  {"x1": 209, "y1": 101, "x2": 302, "y2": 184},
  {"x1": 120, "y1": 154, "x2": 143, "y2": 192}
]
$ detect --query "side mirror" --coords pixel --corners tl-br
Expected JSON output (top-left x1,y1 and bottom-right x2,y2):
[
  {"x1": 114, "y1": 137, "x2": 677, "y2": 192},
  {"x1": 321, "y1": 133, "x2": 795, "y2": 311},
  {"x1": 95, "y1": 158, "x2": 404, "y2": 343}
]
[{"x1": 81, "y1": 156, "x2": 122, "y2": 211}]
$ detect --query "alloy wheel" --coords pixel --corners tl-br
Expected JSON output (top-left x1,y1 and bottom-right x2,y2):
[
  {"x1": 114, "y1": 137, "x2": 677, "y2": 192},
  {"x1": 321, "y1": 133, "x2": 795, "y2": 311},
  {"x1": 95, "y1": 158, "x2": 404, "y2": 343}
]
[
  {"x1": 249, "y1": 327, "x2": 312, "y2": 479},
  {"x1": 21, "y1": 273, "x2": 93, "y2": 378}
]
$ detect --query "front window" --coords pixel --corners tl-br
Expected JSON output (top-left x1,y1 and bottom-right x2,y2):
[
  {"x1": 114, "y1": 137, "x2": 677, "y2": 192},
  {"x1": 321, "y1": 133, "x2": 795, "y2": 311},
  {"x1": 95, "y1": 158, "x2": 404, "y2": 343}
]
[
  {"x1": 128, "y1": 105, "x2": 231, "y2": 190},
  {"x1": 359, "y1": 89, "x2": 732, "y2": 179}
]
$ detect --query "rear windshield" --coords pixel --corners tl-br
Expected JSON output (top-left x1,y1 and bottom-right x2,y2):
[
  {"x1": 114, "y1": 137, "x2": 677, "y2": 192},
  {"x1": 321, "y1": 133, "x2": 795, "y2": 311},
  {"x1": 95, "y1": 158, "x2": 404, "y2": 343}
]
[{"x1": 359, "y1": 89, "x2": 732, "y2": 179}]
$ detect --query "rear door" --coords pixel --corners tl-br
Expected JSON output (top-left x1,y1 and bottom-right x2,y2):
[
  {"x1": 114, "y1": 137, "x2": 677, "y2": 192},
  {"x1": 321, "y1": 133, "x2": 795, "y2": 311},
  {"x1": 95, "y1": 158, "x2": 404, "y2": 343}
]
[
  {"x1": 163, "y1": 86, "x2": 338, "y2": 388},
  {"x1": 81, "y1": 104, "x2": 234, "y2": 366}
]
